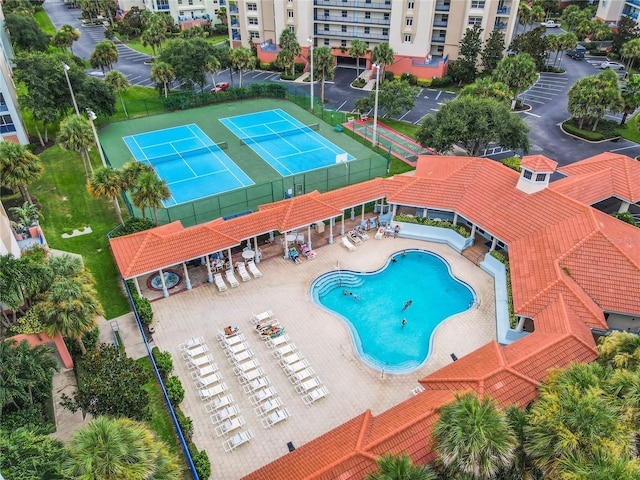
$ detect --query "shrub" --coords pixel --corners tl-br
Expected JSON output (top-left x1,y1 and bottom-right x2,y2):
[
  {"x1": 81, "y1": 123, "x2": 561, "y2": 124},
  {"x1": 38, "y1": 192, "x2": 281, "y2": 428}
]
[
  {"x1": 490, "y1": 250, "x2": 516, "y2": 328},
  {"x1": 394, "y1": 214, "x2": 470, "y2": 238},
  {"x1": 352, "y1": 78, "x2": 366, "y2": 88},
  {"x1": 175, "y1": 407, "x2": 194, "y2": 443},
  {"x1": 109, "y1": 217, "x2": 155, "y2": 238},
  {"x1": 165, "y1": 376, "x2": 185, "y2": 406},
  {"x1": 0, "y1": 404, "x2": 54, "y2": 434},
  {"x1": 501, "y1": 156, "x2": 522, "y2": 172},
  {"x1": 400, "y1": 73, "x2": 418, "y2": 85},
  {"x1": 188, "y1": 444, "x2": 211, "y2": 480},
  {"x1": 417, "y1": 79, "x2": 431, "y2": 87},
  {"x1": 430, "y1": 75, "x2": 452, "y2": 87},
  {"x1": 151, "y1": 347, "x2": 173, "y2": 381},
  {"x1": 63, "y1": 327, "x2": 100, "y2": 358},
  {"x1": 611, "y1": 211, "x2": 637, "y2": 226},
  {"x1": 384, "y1": 70, "x2": 395, "y2": 81},
  {"x1": 562, "y1": 121, "x2": 607, "y2": 141},
  {"x1": 132, "y1": 294, "x2": 153, "y2": 325}
]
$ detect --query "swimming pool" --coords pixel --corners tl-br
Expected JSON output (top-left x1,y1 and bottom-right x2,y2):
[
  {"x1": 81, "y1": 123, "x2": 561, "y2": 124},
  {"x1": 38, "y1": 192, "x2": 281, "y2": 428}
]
[{"x1": 310, "y1": 250, "x2": 476, "y2": 373}]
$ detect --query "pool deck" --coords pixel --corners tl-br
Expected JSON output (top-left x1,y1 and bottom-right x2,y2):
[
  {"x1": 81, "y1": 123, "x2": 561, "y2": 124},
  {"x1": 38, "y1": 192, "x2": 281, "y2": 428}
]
[{"x1": 148, "y1": 236, "x2": 496, "y2": 479}]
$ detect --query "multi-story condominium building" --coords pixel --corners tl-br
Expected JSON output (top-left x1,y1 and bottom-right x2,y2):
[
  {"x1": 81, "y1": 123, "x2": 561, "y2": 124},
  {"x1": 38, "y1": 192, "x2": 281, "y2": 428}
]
[
  {"x1": 0, "y1": 5, "x2": 29, "y2": 144},
  {"x1": 595, "y1": 0, "x2": 640, "y2": 23},
  {"x1": 122, "y1": 0, "x2": 518, "y2": 78}
]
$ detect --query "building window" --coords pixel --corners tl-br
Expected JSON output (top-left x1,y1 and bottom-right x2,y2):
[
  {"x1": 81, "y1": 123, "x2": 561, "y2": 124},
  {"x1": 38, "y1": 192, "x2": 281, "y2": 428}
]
[
  {"x1": 342, "y1": 10, "x2": 347, "y2": 17},
  {"x1": 324, "y1": 39, "x2": 330, "y2": 45},
  {"x1": 406, "y1": 17, "x2": 413, "y2": 26},
  {"x1": 288, "y1": 10, "x2": 293, "y2": 17},
  {"x1": 407, "y1": 1, "x2": 414, "y2": 8},
  {"x1": 536, "y1": 173, "x2": 546, "y2": 182},
  {"x1": 341, "y1": 40, "x2": 347, "y2": 46},
  {"x1": 384, "y1": 13, "x2": 389, "y2": 20},
  {"x1": 289, "y1": 25, "x2": 295, "y2": 32},
  {"x1": 437, "y1": 46, "x2": 444, "y2": 53},
  {"x1": 250, "y1": 31, "x2": 260, "y2": 39},
  {"x1": 248, "y1": 17, "x2": 259, "y2": 25},
  {"x1": 468, "y1": 16, "x2": 482, "y2": 25},
  {"x1": 247, "y1": 2, "x2": 257, "y2": 10},
  {"x1": 471, "y1": 0, "x2": 485, "y2": 8},
  {"x1": 324, "y1": 24, "x2": 330, "y2": 31},
  {"x1": 523, "y1": 170, "x2": 533, "y2": 180},
  {"x1": 342, "y1": 25, "x2": 347, "y2": 32},
  {"x1": 0, "y1": 114, "x2": 16, "y2": 134},
  {"x1": 404, "y1": 34, "x2": 411, "y2": 42},
  {"x1": 179, "y1": 10, "x2": 184, "y2": 15},
  {"x1": 0, "y1": 93, "x2": 7, "y2": 112},
  {"x1": 188, "y1": 0, "x2": 193, "y2": 5},
  {"x1": 324, "y1": 9, "x2": 329, "y2": 16},
  {"x1": 382, "y1": 28, "x2": 388, "y2": 35},
  {"x1": 365, "y1": 12, "x2": 370, "y2": 19},
  {"x1": 364, "y1": 27, "x2": 370, "y2": 34},
  {"x1": 178, "y1": 0, "x2": 182, "y2": 4}
]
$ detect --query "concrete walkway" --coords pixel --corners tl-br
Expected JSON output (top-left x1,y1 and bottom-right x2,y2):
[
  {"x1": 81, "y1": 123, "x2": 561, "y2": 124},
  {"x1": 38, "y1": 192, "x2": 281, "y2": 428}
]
[{"x1": 49, "y1": 367, "x2": 88, "y2": 442}]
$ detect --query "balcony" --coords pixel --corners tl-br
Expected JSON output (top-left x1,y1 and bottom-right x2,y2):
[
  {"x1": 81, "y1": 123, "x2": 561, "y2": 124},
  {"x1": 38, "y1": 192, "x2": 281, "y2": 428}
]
[
  {"x1": 435, "y1": 3, "x2": 450, "y2": 12},
  {"x1": 626, "y1": 0, "x2": 640, "y2": 7},
  {"x1": 0, "y1": 102, "x2": 8, "y2": 113},
  {"x1": 314, "y1": 14, "x2": 390, "y2": 25},
  {"x1": 496, "y1": 6, "x2": 510, "y2": 15},
  {"x1": 431, "y1": 36, "x2": 446, "y2": 43},
  {"x1": 229, "y1": 5, "x2": 238, "y2": 13},
  {"x1": 313, "y1": 0, "x2": 391, "y2": 10},
  {"x1": 315, "y1": 29, "x2": 389, "y2": 40},
  {"x1": 432, "y1": 20, "x2": 448, "y2": 27},
  {"x1": 493, "y1": 22, "x2": 507, "y2": 30},
  {"x1": 155, "y1": 3, "x2": 170, "y2": 10}
]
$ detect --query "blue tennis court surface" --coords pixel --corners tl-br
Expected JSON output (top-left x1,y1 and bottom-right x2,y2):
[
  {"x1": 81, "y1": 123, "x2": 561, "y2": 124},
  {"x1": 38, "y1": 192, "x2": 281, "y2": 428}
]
[
  {"x1": 123, "y1": 124, "x2": 254, "y2": 206},
  {"x1": 220, "y1": 109, "x2": 354, "y2": 176}
]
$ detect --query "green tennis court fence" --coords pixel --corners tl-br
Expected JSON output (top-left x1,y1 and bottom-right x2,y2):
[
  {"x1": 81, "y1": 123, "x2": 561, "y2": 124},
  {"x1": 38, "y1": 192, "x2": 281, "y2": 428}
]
[{"x1": 239, "y1": 123, "x2": 320, "y2": 145}]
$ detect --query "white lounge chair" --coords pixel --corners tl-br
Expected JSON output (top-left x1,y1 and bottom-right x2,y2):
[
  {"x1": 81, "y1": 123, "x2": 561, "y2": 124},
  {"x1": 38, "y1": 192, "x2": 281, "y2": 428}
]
[
  {"x1": 187, "y1": 354, "x2": 215, "y2": 370},
  {"x1": 225, "y1": 342, "x2": 250, "y2": 356},
  {"x1": 295, "y1": 376, "x2": 322, "y2": 394},
  {"x1": 239, "y1": 367, "x2": 266, "y2": 384},
  {"x1": 236, "y1": 262, "x2": 251, "y2": 282},
  {"x1": 253, "y1": 397, "x2": 283, "y2": 416},
  {"x1": 219, "y1": 334, "x2": 246, "y2": 349},
  {"x1": 348, "y1": 230, "x2": 363, "y2": 245},
  {"x1": 247, "y1": 260, "x2": 263, "y2": 278},
  {"x1": 279, "y1": 352, "x2": 304, "y2": 367},
  {"x1": 178, "y1": 336, "x2": 205, "y2": 351},
  {"x1": 190, "y1": 363, "x2": 218, "y2": 379},
  {"x1": 232, "y1": 359, "x2": 260, "y2": 376},
  {"x1": 266, "y1": 334, "x2": 290, "y2": 349},
  {"x1": 283, "y1": 359, "x2": 310, "y2": 376},
  {"x1": 260, "y1": 408, "x2": 290, "y2": 428},
  {"x1": 341, "y1": 236, "x2": 356, "y2": 251},
  {"x1": 214, "y1": 273, "x2": 227, "y2": 292},
  {"x1": 182, "y1": 344, "x2": 209, "y2": 360},
  {"x1": 225, "y1": 268, "x2": 240, "y2": 287},
  {"x1": 289, "y1": 367, "x2": 315, "y2": 385},
  {"x1": 250, "y1": 310, "x2": 273, "y2": 324},
  {"x1": 222, "y1": 429, "x2": 254, "y2": 452},
  {"x1": 211, "y1": 405, "x2": 241, "y2": 425},
  {"x1": 272, "y1": 343, "x2": 297, "y2": 359},
  {"x1": 242, "y1": 376, "x2": 270, "y2": 394},
  {"x1": 195, "y1": 371, "x2": 223, "y2": 389},
  {"x1": 374, "y1": 227, "x2": 384, "y2": 240},
  {"x1": 215, "y1": 415, "x2": 245, "y2": 437},
  {"x1": 302, "y1": 386, "x2": 330, "y2": 405},
  {"x1": 229, "y1": 349, "x2": 253, "y2": 365},
  {"x1": 205, "y1": 394, "x2": 234, "y2": 413},
  {"x1": 199, "y1": 382, "x2": 227, "y2": 400},
  {"x1": 248, "y1": 387, "x2": 277, "y2": 405},
  {"x1": 411, "y1": 385, "x2": 425, "y2": 396}
]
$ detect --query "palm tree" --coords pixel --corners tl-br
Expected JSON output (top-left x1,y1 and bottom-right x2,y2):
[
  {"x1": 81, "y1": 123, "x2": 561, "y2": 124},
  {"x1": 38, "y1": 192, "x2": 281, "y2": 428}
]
[
  {"x1": 90, "y1": 40, "x2": 119, "y2": 73},
  {"x1": 206, "y1": 55, "x2": 222, "y2": 89},
  {"x1": 598, "y1": 331, "x2": 640, "y2": 370},
  {"x1": 349, "y1": 39, "x2": 368, "y2": 78},
  {"x1": 278, "y1": 29, "x2": 301, "y2": 77},
  {"x1": 371, "y1": 42, "x2": 394, "y2": 80},
  {"x1": 52, "y1": 24, "x2": 80, "y2": 53},
  {"x1": 64, "y1": 416, "x2": 181, "y2": 480},
  {"x1": 518, "y1": 1, "x2": 532, "y2": 33},
  {"x1": 433, "y1": 392, "x2": 517, "y2": 479},
  {"x1": 230, "y1": 46, "x2": 255, "y2": 87},
  {"x1": 0, "y1": 338, "x2": 28, "y2": 409},
  {"x1": 621, "y1": 38, "x2": 640, "y2": 71},
  {"x1": 131, "y1": 171, "x2": 171, "y2": 225},
  {"x1": 13, "y1": 340, "x2": 59, "y2": 406},
  {"x1": 57, "y1": 114, "x2": 95, "y2": 182},
  {"x1": 313, "y1": 46, "x2": 335, "y2": 103},
  {"x1": 49, "y1": 253, "x2": 84, "y2": 279},
  {"x1": 151, "y1": 61, "x2": 175, "y2": 98},
  {"x1": 121, "y1": 160, "x2": 155, "y2": 190},
  {"x1": 365, "y1": 453, "x2": 436, "y2": 480},
  {"x1": 0, "y1": 141, "x2": 43, "y2": 205},
  {"x1": 0, "y1": 254, "x2": 25, "y2": 325},
  {"x1": 42, "y1": 277, "x2": 103, "y2": 355},
  {"x1": 104, "y1": 70, "x2": 130, "y2": 118},
  {"x1": 88, "y1": 166, "x2": 125, "y2": 225},
  {"x1": 140, "y1": 14, "x2": 167, "y2": 56},
  {"x1": 619, "y1": 74, "x2": 640, "y2": 125}
]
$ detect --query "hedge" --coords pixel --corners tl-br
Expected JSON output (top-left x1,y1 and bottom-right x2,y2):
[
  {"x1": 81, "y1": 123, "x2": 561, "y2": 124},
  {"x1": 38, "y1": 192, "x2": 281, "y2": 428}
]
[{"x1": 394, "y1": 214, "x2": 471, "y2": 238}]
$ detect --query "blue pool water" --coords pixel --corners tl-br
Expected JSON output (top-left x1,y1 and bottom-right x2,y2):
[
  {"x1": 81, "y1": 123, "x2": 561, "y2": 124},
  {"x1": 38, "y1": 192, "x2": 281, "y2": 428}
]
[{"x1": 310, "y1": 250, "x2": 475, "y2": 373}]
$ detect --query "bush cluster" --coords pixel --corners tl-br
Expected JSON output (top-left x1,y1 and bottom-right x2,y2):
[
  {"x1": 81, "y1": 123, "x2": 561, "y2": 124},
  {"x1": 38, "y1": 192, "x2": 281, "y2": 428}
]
[
  {"x1": 188, "y1": 443, "x2": 211, "y2": 480},
  {"x1": 430, "y1": 76, "x2": 452, "y2": 87},
  {"x1": 490, "y1": 250, "x2": 516, "y2": 328},
  {"x1": 109, "y1": 217, "x2": 154, "y2": 238},
  {"x1": 132, "y1": 294, "x2": 153, "y2": 325},
  {"x1": 562, "y1": 121, "x2": 612, "y2": 141},
  {"x1": 174, "y1": 407, "x2": 194, "y2": 443},
  {"x1": 400, "y1": 72, "x2": 418, "y2": 85},
  {"x1": 164, "y1": 376, "x2": 185, "y2": 406},
  {"x1": 351, "y1": 78, "x2": 366, "y2": 88},
  {"x1": 394, "y1": 214, "x2": 471, "y2": 238},
  {"x1": 151, "y1": 347, "x2": 174, "y2": 381}
]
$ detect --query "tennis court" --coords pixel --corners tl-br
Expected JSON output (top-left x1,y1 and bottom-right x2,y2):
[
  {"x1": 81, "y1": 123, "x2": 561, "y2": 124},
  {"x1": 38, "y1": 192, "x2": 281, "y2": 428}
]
[
  {"x1": 123, "y1": 124, "x2": 254, "y2": 206},
  {"x1": 220, "y1": 109, "x2": 355, "y2": 176}
]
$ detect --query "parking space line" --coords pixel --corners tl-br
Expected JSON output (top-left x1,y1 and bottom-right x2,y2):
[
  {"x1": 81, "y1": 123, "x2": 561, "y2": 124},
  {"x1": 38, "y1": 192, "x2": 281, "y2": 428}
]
[
  {"x1": 398, "y1": 111, "x2": 411, "y2": 121},
  {"x1": 337, "y1": 100, "x2": 347, "y2": 110},
  {"x1": 610, "y1": 145, "x2": 639, "y2": 152},
  {"x1": 430, "y1": 108, "x2": 439, "y2": 112},
  {"x1": 523, "y1": 111, "x2": 541, "y2": 117},
  {"x1": 414, "y1": 114, "x2": 429, "y2": 125},
  {"x1": 435, "y1": 91, "x2": 442, "y2": 101}
]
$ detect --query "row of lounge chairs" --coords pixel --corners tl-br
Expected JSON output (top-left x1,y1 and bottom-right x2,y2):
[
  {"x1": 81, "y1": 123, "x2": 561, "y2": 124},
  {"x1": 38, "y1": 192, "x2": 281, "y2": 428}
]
[
  {"x1": 218, "y1": 325, "x2": 291, "y2": 430},
  {"x1": 214, "y1": 261, "x2": 263, "y2": 292},
  {"x1": 251, "y1": 310, "x2": 329, "y2": 406}
]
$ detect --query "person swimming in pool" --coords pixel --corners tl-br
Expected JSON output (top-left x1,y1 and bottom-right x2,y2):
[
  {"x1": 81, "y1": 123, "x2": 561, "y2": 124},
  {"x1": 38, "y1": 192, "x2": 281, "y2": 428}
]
[
  {"x1": 402, "y1": 300, "x2": 412, "y2": 312},
  {"x1": 401, "y1": 318, "x2": 407, "y2": 329}
]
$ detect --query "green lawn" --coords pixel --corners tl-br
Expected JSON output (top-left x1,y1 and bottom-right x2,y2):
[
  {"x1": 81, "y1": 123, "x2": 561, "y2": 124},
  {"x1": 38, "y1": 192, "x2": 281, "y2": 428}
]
[
  {"x1": 616, "y1": 114, "x2": 640, "y2": 143},
  {"x1": 34, "y1": 9, "x2": 56, "y2": 35},
  {"x1": 125, "y1": 35, "x2": 230, "y2": 55},
  {"x1": 30, "y1": 145, "x2": 131, "y2": 319},
  {"x1": 136, "y1": 357, "x2": 191, "y2": 479}
]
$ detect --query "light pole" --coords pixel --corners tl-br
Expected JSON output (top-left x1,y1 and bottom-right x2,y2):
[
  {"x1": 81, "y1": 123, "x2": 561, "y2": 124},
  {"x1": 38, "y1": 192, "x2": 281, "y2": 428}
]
[
  {"x1": 62, "y1": 62, "x2": 80, "y2": 116},
  {"x1": 87, "y1": 110, "x2": 107, "y2": 167},
  {"x1": 307, "y1": 37, "x2": 314, "y2": 111},
  {"x1": 372, "y1": 63, "x2": 381, "y2": 147}
]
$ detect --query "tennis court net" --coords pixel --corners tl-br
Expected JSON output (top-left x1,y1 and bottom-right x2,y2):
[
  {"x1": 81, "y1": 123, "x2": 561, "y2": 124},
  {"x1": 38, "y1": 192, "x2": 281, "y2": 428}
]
[
  {"x1": 239, "y1": 123, "x2": 319, "y2": 146},
  {"x1": 143, "y1": 144, "x2": 220, "y2": 166}
]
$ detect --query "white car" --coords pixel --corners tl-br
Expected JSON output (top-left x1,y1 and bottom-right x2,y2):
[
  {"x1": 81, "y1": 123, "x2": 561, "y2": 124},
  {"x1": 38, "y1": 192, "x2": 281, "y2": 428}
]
[
  {"x1": 542, "y1": 20, "x2": 562, "y2": 28},
  {"x1": 599, "y1": 61, "x2": 625, "y2": 71}
]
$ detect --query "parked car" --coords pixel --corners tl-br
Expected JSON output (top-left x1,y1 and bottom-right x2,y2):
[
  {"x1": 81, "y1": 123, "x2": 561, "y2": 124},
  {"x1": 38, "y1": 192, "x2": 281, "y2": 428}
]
[
  {"x1": 566, "y1": 49, "x2": 585, "y2": 60},
  {"x1": 210, "y1": 82, "x2": 230, "y2": 93},
  {"x1": 542, "y1": 20, "x2": 562, "y2": 28},
  {"x1": 599, "y1": 61, "x2": 625, "y2": 71}
]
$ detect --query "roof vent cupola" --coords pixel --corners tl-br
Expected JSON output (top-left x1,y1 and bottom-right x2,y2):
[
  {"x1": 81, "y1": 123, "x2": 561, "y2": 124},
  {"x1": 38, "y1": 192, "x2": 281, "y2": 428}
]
[{"x1": 516, "y1": 155, "x2": 558, "y2": 194}]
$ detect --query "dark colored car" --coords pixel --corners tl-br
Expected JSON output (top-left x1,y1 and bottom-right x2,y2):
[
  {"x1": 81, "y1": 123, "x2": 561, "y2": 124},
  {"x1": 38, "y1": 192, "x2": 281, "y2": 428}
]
[
  {"x1": 566, "y1": 48, "x2": 585, "y2": 60},
  {"x1": 211, "y1": 82, "x2": 230, "y2": 93}
]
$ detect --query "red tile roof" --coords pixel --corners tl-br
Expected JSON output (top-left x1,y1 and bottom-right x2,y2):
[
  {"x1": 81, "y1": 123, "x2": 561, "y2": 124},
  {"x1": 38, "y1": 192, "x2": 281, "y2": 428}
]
[
  {"x1": 520, "y1": 154, "x2": 558, "y2": 172},
  {"x1": 107, "y1": 152, "x2": 640, "y2": 479}
]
